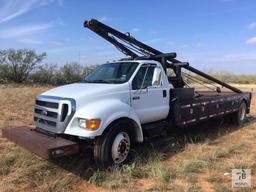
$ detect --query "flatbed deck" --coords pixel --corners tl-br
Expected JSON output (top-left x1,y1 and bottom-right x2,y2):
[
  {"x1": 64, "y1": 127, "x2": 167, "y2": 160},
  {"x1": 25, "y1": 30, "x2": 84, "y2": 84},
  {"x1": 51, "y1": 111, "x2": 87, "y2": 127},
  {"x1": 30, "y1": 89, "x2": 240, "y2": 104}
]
[{"x1": 170, "y1": 90, "x2": 251, "y2": 127}]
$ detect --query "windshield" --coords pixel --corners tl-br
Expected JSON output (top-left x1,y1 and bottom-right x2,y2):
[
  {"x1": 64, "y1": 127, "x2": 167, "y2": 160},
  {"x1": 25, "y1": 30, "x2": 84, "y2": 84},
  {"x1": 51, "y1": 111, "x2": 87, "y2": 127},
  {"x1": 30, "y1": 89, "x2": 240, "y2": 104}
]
[{"x1": 84, "y1": 62, "x2": 138, "y2": 84}]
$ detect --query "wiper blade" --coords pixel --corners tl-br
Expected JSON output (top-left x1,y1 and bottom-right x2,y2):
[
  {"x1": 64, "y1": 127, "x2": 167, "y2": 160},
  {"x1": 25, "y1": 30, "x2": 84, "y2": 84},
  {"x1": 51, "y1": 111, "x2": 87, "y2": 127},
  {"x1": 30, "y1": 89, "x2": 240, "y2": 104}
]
[
  {"x1": 107, "y1": 79, "x2": 125, "y2": 84},
  {"x1": 81, "y1": 80, "x2": 90, "y2": 83},
  {"x1": 83, "y1": 79, "x2": 110, "y2": 84}
]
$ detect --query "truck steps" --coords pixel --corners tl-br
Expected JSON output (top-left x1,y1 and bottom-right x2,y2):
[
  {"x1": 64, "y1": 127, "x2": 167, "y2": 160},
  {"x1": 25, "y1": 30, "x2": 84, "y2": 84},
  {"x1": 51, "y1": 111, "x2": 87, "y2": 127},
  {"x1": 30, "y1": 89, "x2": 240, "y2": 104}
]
[{"x1": 142, "y1": 121, "x2": 168, "y2": 137}]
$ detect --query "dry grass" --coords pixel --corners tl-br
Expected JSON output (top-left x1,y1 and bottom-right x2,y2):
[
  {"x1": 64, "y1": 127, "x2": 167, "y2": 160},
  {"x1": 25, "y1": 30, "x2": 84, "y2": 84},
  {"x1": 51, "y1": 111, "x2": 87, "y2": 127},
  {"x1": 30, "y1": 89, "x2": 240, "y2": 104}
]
[{"x1": 0, "y1": 84, "x2": 256, "y2": 192}]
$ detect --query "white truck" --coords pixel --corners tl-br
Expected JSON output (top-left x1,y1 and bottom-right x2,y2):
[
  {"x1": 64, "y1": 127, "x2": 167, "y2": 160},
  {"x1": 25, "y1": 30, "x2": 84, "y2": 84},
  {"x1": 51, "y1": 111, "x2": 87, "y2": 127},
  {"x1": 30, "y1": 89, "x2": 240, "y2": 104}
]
[{"x1": 3, "y1": 19, "x2": 252, "y2": 168}]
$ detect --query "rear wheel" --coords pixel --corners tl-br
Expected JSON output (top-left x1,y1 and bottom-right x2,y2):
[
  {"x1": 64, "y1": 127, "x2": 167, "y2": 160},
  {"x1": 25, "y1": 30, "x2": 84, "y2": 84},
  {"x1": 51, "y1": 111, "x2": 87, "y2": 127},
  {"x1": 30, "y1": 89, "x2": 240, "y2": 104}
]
[
  {"x1": 94, "y1": 121, "x2": 134, "y2": 168},
  {"x1": 233, "y1": 101, "x2": 247, "y2": 126}
]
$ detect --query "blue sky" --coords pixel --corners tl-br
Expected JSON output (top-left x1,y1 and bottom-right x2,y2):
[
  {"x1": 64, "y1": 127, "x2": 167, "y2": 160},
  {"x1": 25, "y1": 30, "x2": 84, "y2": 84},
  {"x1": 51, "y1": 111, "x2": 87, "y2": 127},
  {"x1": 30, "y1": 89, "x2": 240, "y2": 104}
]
[{"x1": 0, "y1": 0, "x2": 256, "y2": 74}]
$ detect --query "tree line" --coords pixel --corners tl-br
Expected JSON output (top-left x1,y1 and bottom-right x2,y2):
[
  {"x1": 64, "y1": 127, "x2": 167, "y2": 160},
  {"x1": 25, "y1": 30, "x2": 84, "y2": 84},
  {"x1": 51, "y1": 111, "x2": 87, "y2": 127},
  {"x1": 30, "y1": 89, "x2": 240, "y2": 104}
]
[
  {"x1": 0, "y1": 49, "x2": 97, "y2": 85},
  {"x1": 0, "y1": 49, "x2": 255, "y2": 85}
]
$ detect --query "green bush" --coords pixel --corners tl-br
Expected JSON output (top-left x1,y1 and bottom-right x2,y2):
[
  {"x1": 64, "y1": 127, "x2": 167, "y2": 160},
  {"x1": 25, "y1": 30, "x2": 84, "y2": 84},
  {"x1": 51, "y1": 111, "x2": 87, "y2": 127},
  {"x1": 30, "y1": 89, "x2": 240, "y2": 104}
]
[
  {"x1": 29, "y1": 64, "x2": 57, "y2": 85},
  {"x1": 56, "y1": 62, "x2": 84, "y2": 84},
  {"x1": 29, "y1": 63, "x2": 98, "y2": 85},
  {"x1": 0, "y1": 49, "x2": 46, "y2": 83},
  {"x1": 0, "y1": 64, "x2": 10, "y2": 83}
]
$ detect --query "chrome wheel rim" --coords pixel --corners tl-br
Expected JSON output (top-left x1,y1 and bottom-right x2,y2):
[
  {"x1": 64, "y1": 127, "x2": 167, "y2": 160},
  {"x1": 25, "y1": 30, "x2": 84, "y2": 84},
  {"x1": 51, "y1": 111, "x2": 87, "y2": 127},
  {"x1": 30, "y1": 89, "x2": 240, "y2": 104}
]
[{"x1": 111, "y1": 132, "x2": 130, "y2": 164}]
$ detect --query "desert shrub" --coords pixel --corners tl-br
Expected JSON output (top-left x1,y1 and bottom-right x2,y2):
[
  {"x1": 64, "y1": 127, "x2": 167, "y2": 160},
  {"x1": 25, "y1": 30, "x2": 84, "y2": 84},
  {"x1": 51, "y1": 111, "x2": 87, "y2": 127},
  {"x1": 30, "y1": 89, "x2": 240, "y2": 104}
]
[
  {"x1": 0, "y1": 64, "x2": 10, "y2": 83},
  {"x1": 28, "y1": 63, "x2": 98, "y2": 85},
  {"x1": 29, "y1": 64, "x2": 58, "y2": 85},
  {"x1": 55, "y1": 62, "x2": 83, "y2": 84},
  {"x1": 0, "y1": 49, "x2": 46, "y2": 83}
]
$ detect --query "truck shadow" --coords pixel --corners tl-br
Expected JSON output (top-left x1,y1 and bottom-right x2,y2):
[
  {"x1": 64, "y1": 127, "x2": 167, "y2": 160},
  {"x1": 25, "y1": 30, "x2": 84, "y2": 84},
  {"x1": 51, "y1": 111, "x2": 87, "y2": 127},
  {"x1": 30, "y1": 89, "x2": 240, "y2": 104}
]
[
  {"x1": 170, "y1": 115, "x2": 255, "y2": 145},
  {"x1": 52, "y1": 115, "x2": 256, "y2": 181}
]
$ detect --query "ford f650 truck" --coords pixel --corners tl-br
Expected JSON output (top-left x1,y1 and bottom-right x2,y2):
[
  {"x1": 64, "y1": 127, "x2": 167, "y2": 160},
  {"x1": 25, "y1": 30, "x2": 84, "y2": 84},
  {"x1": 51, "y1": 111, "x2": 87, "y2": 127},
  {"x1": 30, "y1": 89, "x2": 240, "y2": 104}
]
[{"x1": 3, "y1": 19, "x2": 252, "y2": 168}]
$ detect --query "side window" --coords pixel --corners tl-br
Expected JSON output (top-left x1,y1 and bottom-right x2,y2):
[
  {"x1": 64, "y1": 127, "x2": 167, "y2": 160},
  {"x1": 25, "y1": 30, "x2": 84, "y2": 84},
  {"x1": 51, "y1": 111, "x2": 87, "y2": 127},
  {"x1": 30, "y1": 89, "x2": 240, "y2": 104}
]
[{"x1": 132, "y1": 65, "x2": 162, "y2": 90}]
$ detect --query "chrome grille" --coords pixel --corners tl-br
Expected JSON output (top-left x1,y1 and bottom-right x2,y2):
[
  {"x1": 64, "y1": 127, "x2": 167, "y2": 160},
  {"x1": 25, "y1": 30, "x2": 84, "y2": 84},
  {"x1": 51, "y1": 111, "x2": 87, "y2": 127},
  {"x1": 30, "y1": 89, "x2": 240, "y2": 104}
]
[
  {"x1": 34, "y1": 95, "x2": 76, "y2": 133},
  {"x1": 35, "y1": 100, "x2": 59, "y2": 109},
  {"x1": 34, "y1": 108, "x2": 58, "y2": 118}
]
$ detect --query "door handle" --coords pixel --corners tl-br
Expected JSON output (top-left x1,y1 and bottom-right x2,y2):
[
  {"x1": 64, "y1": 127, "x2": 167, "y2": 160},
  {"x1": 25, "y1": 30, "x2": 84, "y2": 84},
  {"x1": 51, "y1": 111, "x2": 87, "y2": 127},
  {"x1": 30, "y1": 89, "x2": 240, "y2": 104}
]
[
  {"x1": 163, "y1": 90, "x2": 167, "y2": 98},
  {"x1": 132, "y1": 96, "x2": 140, "y2": 100}
]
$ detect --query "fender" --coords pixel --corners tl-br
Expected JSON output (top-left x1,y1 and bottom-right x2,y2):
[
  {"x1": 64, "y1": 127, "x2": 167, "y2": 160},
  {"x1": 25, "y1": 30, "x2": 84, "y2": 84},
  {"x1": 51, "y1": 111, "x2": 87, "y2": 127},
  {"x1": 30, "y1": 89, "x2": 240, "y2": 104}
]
[{"x1": 64, "y1": 98, "x2": 143, "y2": 142}]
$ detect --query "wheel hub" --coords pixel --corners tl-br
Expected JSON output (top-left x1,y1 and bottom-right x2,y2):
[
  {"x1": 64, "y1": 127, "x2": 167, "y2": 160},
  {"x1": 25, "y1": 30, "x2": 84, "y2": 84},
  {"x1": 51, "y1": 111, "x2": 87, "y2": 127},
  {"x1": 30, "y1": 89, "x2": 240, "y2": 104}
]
[{"x1": 111, "y1": 132, "x2": 130, "y2": 164}]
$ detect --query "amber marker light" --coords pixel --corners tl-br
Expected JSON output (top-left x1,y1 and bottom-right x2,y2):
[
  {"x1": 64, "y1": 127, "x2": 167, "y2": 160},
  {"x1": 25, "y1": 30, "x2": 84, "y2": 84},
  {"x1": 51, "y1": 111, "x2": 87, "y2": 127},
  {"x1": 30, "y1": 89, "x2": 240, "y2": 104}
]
[{"x1": 86, "y1": 119, "x2": 101, "y2": 130}]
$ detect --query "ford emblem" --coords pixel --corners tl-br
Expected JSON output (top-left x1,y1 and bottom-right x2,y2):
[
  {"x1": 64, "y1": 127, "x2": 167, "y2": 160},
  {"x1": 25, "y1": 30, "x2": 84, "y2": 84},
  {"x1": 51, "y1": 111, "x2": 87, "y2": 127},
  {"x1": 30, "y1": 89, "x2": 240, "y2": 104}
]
[{"x1": 42, "y1": 110, "x2": 48, "y2": 116}]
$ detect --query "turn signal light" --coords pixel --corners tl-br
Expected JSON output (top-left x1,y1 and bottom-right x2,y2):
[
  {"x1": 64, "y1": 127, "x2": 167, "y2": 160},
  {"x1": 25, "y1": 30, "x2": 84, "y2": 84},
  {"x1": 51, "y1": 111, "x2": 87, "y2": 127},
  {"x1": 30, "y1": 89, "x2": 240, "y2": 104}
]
[{"x1": 86, "y1": 119, "x2": 101, "y2": 130}]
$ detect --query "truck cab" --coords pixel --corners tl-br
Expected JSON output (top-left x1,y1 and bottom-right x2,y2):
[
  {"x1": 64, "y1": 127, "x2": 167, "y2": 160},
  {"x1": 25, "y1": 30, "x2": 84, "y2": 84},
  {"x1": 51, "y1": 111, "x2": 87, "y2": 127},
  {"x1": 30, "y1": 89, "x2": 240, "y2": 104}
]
[{"x1": 34, "y1": 60, "x2": 173, "y2": 167}]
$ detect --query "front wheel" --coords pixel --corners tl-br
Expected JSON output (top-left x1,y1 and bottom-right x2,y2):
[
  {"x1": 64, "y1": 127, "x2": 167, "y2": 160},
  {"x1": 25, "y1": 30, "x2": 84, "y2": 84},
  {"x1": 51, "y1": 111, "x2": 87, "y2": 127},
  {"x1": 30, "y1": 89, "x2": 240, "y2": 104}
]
[{"x1": 93, "y1": 121, "x2": 134, "y2": 168}]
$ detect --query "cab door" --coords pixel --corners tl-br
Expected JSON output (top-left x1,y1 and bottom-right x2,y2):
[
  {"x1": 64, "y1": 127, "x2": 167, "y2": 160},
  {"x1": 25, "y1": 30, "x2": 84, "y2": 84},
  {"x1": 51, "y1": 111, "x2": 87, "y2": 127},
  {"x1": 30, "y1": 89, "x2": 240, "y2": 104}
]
[{"x1": 130, "y1": 64, "x2": 169, "y2": 124}]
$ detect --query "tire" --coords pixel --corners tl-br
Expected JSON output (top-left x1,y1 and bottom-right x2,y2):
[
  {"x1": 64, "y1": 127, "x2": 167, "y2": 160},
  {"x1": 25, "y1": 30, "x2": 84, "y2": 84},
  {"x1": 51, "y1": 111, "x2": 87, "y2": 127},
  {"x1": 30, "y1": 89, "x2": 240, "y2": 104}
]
[
  {"x1": 93, "y1": 120, "x2": 134, "y2": 168},
  {"x1": 233, "y1": 101, "x2": 247, "y2": 126}
]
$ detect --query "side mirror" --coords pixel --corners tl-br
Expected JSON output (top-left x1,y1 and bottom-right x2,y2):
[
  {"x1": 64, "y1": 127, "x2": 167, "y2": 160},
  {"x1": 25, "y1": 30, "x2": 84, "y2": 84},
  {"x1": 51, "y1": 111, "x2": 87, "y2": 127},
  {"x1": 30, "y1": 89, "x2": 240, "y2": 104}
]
[{"x1": 152, "y1": 67, "x2": 162, "y2": 87}]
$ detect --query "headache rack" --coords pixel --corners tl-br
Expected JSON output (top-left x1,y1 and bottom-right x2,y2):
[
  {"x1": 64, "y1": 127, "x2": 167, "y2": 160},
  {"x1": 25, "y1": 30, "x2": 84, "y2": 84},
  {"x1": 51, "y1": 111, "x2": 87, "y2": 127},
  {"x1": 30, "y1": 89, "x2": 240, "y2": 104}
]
[{"x1": 84, "y1": 19, "x2": 242, "y2": 94}]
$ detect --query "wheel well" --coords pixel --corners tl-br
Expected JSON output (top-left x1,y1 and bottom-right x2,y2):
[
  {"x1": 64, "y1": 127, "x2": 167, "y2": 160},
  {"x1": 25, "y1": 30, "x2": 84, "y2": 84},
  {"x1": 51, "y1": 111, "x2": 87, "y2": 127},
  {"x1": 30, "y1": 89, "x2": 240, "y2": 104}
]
[{"x1": 102, "y1": 117, "x2": 142, "y2": 143}]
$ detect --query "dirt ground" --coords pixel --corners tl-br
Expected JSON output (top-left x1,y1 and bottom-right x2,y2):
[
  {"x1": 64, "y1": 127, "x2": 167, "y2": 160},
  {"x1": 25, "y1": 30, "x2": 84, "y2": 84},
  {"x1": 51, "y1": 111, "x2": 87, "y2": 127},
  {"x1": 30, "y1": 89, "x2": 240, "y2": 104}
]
[{"x1": 0, "y1": 84, "x2": 256, "y2": 192}]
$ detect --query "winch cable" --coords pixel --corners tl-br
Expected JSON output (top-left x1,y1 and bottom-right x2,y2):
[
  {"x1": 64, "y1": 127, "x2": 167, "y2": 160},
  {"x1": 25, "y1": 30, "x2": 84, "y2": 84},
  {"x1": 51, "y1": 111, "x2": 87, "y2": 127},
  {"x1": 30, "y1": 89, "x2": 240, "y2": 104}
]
[
  {"x1": 182, "y1": 71, "x2": 220, "y2": 89},
  {"x1": 182, "y1": 73, "x2": 217, "y2": 91},
  {"x1": 182, "y1": 72, "x2": 217, "y2": 92},
  {"x1": 182, "y1": 71, "x2": 218, "y2": 87},
  {"x1": 110, "y1": 34, "x2": 153, "y2": 57}
]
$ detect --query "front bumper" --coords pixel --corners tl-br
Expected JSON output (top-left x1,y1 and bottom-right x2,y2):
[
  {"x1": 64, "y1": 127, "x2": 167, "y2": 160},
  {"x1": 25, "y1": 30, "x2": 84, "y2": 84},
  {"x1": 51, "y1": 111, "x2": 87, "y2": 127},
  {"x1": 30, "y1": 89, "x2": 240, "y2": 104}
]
[{"x1": 2, "y1": 127, "x2": 79, "y2": 159}]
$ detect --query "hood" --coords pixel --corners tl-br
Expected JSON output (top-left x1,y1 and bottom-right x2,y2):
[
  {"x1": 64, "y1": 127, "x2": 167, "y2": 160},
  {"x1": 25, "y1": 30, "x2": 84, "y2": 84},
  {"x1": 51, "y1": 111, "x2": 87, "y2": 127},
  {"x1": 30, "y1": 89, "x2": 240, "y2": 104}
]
[{"x1": 41, "y1": 83, "x2": 128, "y2": 100}]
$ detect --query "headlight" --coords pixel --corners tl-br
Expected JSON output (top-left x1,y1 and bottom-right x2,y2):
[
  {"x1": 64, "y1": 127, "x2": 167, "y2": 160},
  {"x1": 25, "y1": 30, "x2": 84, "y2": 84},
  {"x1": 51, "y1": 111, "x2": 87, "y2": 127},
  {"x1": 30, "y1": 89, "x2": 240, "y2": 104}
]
[
  {"x1": 78, "y1": 118, "x2": 101, "y2": 130},
  {"x1": 78, "y1": 118, "x2": 86, "y2": 128}
]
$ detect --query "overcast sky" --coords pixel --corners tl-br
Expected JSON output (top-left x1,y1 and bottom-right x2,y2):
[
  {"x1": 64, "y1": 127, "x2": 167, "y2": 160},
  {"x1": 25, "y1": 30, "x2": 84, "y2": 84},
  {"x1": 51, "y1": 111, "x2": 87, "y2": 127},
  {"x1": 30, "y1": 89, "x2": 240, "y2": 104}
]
[{"x1": 0, "y1": 0, "x2": 256, "y2": 74}]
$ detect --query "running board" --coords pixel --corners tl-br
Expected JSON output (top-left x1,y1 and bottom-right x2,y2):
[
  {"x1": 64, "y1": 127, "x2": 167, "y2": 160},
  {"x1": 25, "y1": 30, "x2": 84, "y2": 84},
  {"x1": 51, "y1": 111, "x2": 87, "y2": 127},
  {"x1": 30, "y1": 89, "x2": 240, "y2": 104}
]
[{"x1": 142, "y1": 121, "x2": 168, "y2": 137}]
